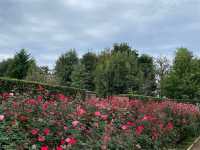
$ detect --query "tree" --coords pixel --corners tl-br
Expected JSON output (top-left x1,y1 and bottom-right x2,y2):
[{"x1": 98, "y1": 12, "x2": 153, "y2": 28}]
[
  {"x1": 26, "y1": 62, "x2": 46, "y2": 82},
  {"x1": 94, "y1": 51, "x2": 113, "y2": 97},
  {"x1": 81, "y1": 52, "x2": 98, "y2": 91},
  {"x1": 95, "y1": 44, "x2": 139, "y2": 97},
  {"x1": 71, "y1": 63, "x2": 87, "y2": 89},
  {"x1": 26, "y1": 63, "x2": 58, "y2": 85},
  {"x1": 7, "y1": 49, "x2": 34, "y2": 79},
  {"x1": 112, "y1": 43, "x2": 138, "y2": 56},
  {"x1": 138, "y1": 54, "x2": 157, "y2": 96},
  {"x1": 163, "y1": 48, "x2": 200, "y2": 99},
  {"x1": 0, "y1": 58, "x2": 13, "y2": 77},
  {"x1": 55, "y1": 49, "x2": 78, "y2": 86},
  {"x1": 155, "y1": 56, "x2": 170, "y2": 96}
]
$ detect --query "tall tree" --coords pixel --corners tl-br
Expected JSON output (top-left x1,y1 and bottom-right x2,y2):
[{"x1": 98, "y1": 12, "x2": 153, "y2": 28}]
[
  {"x1": 81, "y1": 52, "x2": 98, "y2": 91},
  {"x1": 71, "y1": 63, "x2": 87, "y2": 89},
  {"x1": 55, "y1": 49, "x2": 78, "y2": 86},
  {"x1": 155, "y1": 56, "x2": 170, "y2": 96},
  {"x1": 138, "y1": 54, "x2": 156, "y2": 96},
  {"x1": 95, "y1": 44, "x2": 139, "y2": 96},
  {"x1": 7, "y1": 49, "x2": 33, "y2": 79},
  {"x1": 0, "y1": 58, "x2": 13, "y2": 77},
  {"x1": 163, "y1": 48, "x2": 199, "y2": 99}
]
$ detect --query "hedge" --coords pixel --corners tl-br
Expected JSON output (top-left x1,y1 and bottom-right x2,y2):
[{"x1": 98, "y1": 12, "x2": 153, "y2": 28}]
[
  {"x1": 0, "y1": 77, "x2": 96, "y2": 99},
  {"x1": 119, "y1": 94, "x2": 200, "y2": 104}
]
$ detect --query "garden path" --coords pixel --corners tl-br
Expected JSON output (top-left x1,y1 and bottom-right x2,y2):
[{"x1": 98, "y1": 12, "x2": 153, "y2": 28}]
[{"x1": 189, "y1": 136, "x2": 200, "y2": 150}]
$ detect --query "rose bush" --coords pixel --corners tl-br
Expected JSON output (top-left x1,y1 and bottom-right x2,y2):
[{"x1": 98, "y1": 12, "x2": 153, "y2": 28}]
[{"x1": 0, "y1": 87, "x2": 200, "y2": 149}]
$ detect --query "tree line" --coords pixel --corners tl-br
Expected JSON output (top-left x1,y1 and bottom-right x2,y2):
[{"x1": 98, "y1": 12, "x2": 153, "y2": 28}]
[{"x1": 0, "y1": 43, "x2": 200, "y2": 99}]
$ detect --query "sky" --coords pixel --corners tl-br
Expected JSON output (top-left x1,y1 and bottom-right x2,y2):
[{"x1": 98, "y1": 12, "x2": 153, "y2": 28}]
[{"x1": 0, "y1": 0, "x2": 200, "y2": 69}]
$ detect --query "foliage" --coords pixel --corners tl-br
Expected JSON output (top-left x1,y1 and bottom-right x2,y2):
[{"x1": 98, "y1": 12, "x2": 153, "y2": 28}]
[
  {"x1": 71, "y1": 63, "x2": 87, "y2": 89},
  {"x1": 0, "y1": 77, "x2": 94, "y2": 100},
  {"x1": 81, "y1": 52, "x2": 98, "y2": 91},
  {"x1": 163, "y1": 48, "x2": 200, "y2": 99},
  {"x1": 0, "y1": 44, "x2": 200, "y2": 100},
  {"x1": 26, "y1": 63, "x2": 58, "y2": 85},
  {"x1": 0, "y1": 58, "x2": 13, "y2": 77},
  {"x1": 95, "y1": 45, "x2": 140, "y2": 97},
  {"x1": 155, "y1": 56, "x2": 170, "y2": 96},
  {"x1": 55, "y1": 50, "x2": 78, "y2": 86},
  {"x1": 138, "y1": 54, "x2": 157, "y2": 96},
  {"x1": 0, "y1": 90, "x2": 200, "y2": 149},
  {"x1": 7, "y1": 49, "x2": 34, "y2": 79}
]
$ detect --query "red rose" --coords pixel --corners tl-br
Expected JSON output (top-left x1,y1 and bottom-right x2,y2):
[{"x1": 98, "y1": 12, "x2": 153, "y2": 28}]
[
  {"x1": 136, "y1": 125, "x2": 145, "y2": 136},
  {"x1": 41, "y1": 145, "x2": 48, "y2": 150},
  {"x1": 43, "y1": 128, "x2": 50, "y2": 136},
  {"x1": 56, "y1": 146, "x2": 63, "y2": 150}
]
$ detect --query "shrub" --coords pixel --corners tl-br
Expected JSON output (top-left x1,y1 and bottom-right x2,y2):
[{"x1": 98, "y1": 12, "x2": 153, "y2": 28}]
[
  {"x1": 0, "y1": 77, "x2": 95, "y2": 100},
  {"x1": 0, "y1": 92, "x2": 200, "y2": 149}
]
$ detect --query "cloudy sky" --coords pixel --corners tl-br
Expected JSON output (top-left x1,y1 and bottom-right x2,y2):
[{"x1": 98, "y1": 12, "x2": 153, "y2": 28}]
[{"x1": 0, "y1": 0, "x2": 200, "y2": 68}]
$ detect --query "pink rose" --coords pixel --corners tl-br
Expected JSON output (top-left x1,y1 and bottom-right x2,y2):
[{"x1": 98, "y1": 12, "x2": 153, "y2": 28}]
[
  {"x1": 9, "y1": 93, "x2": 14, "y2": 96},
  {"x1": 65, "y1": 137, "x2": 77, "y2": 145},
  {"x1": 121, "y1": 125, "x2": 129, "y2": 130},
  {"x1": 31, "y1": 129, "x2": 39, "y2": 135},
  {"x1": 94, "y1": 111, "x2": 101, "y2": 117},
  {"x1": 77, "y1": 107, "x2": 86, "y2": 116},
  {"x1": 64, "y1": 126, "x2": 68, "y2": 130},
  {"x1": 0, "y1": 115, "x2": 5, "y2": 121},
  {"x1": 38, "y1": 136, "x2": 45, "y2": 142},
  {"x1": 72, "y1": 120, "x2": 79, "y2": 127},
  {"x1": 101, "y1": 114, "x2": 108, "y2": 120}
]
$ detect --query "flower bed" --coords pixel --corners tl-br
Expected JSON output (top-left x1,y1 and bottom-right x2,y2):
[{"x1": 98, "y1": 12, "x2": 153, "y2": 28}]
[{"x1": 0, "y1": 88, "x2": 200, "y2": 149}]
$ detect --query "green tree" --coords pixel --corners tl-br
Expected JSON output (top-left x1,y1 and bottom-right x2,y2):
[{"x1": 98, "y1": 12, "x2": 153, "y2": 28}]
[
  {"x1": 112, "y1": 43, "x2": 138, "y2": 56},
  {"x1": 163, "y1": 48, "x2": 200, "y2": 99},
  {"x1": 0, "y1": 58, "x2": 13, "y2": 77},
  {"x1": 95, "y1": 44, "x2": 139, "y2": 96},
  {"x1": 155, "y1": 56, "x2": 170, "y2": 96},
  {"x1": 26, "y1": 62, "x2": 46, "y2": 82},
  {"x1": 26, "y1": 63, "x2": 58, "y2": 85},
  {"x1": 55, "y1": 49, "x2": 78, "y2": 86},
  {"x1": 94, "y1": 52, "x2": 112, "y2": 96},
  {"x1": 138, "y1": 54, "x2": 156, "y2": 96},
  {"x1": 71, "y1": 63, "x2": 87, "y2": 89},
  {"x1": 7, "y1": 49, "x2": 34, "y2": 79},
  {"x1": 81, "y1": 52, "x2": 97, "y2": 91}
]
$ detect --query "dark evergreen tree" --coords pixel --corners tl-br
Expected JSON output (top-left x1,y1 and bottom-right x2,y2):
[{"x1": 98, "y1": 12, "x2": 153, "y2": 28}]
[
  {"x1": 0, "y1": 58, "x2": 13, "y2": 77},
  {"x1": 55, "y1": 49, "x2": 78, "y2": 86},
  {"x1": 138, "y1": 54, "x2": 157, "y2": 96},
  {"x1": 71, "y1": 63, "x2": 87, "y2": 89},
  {"x1": 81, "y1": 52, "x2": 97, "y2": 91},
  {"x1": 7, "y1": 49, "x2": 33, "y2": 79}
]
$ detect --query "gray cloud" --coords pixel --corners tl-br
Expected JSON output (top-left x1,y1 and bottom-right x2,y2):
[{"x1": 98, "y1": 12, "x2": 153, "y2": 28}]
[{"x1": 0, "y1": 0, "x2": 200, "y2": 68}]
